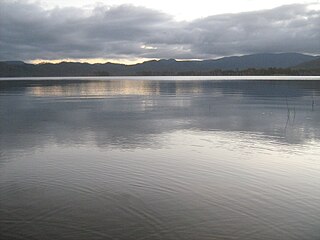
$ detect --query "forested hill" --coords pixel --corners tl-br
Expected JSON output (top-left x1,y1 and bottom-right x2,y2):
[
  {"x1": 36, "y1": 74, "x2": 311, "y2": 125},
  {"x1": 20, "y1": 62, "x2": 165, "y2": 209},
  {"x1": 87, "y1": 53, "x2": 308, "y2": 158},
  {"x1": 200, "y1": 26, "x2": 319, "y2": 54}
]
[
  {"x1": 294, "y1": 57, "x2": 320, "y2": 70},
  {"x1": 1, "y1": 53, "x2": 319, "y2": 77}
]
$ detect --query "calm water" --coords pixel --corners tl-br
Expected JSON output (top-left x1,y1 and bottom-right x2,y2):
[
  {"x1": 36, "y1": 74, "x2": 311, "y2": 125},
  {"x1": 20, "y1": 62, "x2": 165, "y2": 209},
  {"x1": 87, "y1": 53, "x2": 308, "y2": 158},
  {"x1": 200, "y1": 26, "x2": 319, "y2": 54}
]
[{"x1": 1, "y1": 77, "x2": 320, "y2": 240}]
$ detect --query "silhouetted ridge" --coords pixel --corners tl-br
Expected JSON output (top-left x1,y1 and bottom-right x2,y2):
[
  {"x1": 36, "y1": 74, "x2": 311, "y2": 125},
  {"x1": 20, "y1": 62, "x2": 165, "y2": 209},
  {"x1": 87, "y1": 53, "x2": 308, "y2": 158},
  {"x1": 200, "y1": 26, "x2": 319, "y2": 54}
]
[{"x1": 0, "y1": 53, "x2": 318, "y2": 77}]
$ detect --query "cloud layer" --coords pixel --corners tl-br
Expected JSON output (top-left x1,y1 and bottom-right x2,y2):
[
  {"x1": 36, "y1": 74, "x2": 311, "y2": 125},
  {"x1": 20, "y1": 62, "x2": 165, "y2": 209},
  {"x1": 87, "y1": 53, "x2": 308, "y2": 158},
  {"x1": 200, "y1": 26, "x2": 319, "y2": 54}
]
[{"x1": 0, "y1": 1, "x2": 319, "y2": 61}]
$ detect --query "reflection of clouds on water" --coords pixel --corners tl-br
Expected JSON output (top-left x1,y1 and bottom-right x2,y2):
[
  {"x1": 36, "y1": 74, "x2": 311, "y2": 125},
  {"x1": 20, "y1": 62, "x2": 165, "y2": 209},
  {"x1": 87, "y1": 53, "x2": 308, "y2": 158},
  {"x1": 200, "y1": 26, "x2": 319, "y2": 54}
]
[{"x1": 1, "y1": 79, "x2": 320, "y2": 153}]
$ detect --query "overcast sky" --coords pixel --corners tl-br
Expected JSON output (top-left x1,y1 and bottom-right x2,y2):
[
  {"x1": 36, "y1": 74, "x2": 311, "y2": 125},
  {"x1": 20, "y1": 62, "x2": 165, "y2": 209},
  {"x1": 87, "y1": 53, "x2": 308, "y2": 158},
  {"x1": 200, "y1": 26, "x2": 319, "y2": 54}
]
[{"x1": 0, "y1": 0, "x2": 319, "y2": 63}]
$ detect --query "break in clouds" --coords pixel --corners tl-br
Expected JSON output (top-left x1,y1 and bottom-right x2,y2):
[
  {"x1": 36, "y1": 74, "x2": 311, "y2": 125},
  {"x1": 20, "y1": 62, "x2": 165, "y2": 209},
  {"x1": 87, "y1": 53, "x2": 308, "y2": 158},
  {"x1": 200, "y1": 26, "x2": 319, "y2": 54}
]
[{"x1": 0, "y1": 1, "x2": 319, "y2": 61}]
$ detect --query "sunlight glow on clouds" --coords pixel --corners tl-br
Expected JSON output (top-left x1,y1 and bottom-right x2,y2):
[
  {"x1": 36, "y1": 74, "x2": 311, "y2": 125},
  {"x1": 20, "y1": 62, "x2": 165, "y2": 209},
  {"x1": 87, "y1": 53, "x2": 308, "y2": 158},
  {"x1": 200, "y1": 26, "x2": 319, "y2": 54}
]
[{"x1": 30, "y1": 58, "x2": 151, "y2": 65}]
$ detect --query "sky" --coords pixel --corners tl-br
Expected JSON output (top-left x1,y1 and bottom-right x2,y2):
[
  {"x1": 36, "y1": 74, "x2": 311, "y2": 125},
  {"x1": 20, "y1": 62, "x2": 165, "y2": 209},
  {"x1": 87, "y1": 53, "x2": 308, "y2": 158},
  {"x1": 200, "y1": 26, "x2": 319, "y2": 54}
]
[{"x1": 0, "y1": 0, "x2": 319, "y2": 64}]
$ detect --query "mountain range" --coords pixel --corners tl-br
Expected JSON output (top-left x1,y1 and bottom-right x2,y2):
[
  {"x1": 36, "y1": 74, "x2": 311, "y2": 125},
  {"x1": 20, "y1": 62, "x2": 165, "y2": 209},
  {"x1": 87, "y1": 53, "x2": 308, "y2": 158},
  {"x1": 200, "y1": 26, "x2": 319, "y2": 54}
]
[{"x1": 0, "y1": 53, "x2": 319, "y2": 77}]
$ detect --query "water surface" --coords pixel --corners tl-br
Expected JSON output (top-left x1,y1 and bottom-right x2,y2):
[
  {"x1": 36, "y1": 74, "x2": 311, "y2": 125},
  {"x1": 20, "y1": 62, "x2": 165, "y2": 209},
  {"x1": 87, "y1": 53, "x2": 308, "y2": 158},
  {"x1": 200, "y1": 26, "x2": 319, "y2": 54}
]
[{"x1": 1, "y1": 77, "x2": 320, "y2": 240}]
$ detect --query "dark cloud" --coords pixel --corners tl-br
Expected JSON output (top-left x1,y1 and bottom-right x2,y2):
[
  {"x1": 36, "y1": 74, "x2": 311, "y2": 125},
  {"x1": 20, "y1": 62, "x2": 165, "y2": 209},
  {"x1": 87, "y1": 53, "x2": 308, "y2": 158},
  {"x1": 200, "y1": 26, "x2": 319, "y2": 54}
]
[{"x1": 0, "y1": 1, "x2": 319, "y2": 61}]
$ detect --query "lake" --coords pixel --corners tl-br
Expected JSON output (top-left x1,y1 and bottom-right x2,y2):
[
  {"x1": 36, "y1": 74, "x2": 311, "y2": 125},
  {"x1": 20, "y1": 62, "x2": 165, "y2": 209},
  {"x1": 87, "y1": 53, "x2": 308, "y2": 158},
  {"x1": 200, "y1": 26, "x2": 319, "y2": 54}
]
[{"x1": 1, "y1": 77, "x2": 320, "y2": 240}]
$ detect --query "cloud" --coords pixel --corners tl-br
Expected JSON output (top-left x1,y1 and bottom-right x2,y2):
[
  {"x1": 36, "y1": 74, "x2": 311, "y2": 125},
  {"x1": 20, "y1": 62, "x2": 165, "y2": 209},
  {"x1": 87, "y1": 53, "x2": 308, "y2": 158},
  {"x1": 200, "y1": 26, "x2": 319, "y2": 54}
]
[{"x1": 0, "y1": 1, "x2": 319, "y2": 61}]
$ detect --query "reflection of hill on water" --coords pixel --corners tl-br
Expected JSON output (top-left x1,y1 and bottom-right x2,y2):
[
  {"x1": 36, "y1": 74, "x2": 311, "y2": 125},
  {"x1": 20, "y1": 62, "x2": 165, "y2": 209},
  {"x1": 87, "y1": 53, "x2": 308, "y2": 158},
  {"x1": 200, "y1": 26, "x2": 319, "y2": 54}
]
[
  {"x1": 1, "y1": 79, "x2": 320, "y2": 97},
  {"x1": 0, "y1": 80, "x2": 320, "y2": 152}
]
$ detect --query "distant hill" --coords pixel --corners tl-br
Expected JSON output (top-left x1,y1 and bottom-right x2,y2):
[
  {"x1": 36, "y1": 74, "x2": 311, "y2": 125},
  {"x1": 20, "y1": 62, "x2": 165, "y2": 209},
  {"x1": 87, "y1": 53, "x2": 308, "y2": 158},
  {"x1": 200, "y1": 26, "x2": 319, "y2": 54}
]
[
  {"x1": 202, "y1": 53, "x2": 316, "y2": 70},
  {"x1": 129, "y1": 53, "x2": 316, "y2": 73},
  {"x1": 294, "y1": 57, "x2": 320, "y2": 70},
  {"x1": 0, "y1": 53, "x2": 318, "y2": 77}
]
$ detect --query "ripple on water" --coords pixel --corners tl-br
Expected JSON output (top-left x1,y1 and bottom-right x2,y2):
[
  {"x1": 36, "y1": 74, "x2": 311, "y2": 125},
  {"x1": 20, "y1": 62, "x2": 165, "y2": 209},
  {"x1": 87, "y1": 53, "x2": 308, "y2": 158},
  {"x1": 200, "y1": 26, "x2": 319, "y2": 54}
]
[{"x1": 1, "y1": 79, "x2": 320, "y2": 240}]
